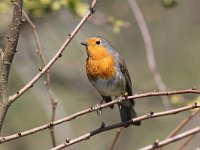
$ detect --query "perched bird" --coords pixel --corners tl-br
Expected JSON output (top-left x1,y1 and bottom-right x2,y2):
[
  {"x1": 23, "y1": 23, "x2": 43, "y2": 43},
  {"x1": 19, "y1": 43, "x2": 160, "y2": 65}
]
[{"x1": 81, "y1": 36, "x2": 140, "y2": 126}]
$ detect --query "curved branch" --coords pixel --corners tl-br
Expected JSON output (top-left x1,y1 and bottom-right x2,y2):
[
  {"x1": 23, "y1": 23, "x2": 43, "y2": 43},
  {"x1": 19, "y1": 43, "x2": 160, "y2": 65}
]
[
  {"x1": 22, "y1": 10, "x2": 58, "y2": 146},
  {"x1": 51, "y1": 103, "x2": 200, "y2": 150},
  {"x1": 166, "y1": 109, "x2": 200, "y2": 138},
  {"x1": 8, "y1": 0, "x2": 98, "y2": 103},
  {"x1": 139, "y1": 126, "x2": 200, "y2": 150},
  {"x1": 109, "y1": 128, "x2": 123, "y2": 150},
  {"x1": 127, "y1": 0, "x2": 171, "y2": 109},
  {"x1": 178, "y1": 133, "x2": 196, "y2": 150},
  {"x1": 156, "y1": 109, "x2": 200, "y2": 150},
  {"x1": 0, "y1": 89, "x2": 199, "y2": 144}
]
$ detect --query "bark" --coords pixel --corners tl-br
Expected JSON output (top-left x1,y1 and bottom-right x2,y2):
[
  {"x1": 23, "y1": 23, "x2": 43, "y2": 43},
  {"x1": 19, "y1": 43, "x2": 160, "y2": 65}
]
[{"x1": 0, "y1": 0, "x2": 23, "y2": 133}]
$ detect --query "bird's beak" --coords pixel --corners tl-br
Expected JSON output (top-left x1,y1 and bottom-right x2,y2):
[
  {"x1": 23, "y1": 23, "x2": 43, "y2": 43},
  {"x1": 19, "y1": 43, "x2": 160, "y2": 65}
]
[{"x1": 80, "y1": 42, "x2": 88, "y2": 47}]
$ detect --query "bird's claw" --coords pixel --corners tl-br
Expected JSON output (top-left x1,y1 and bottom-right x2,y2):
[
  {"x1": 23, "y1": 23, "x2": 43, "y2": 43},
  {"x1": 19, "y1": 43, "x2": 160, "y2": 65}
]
[
  {"x1": 94, "y1": 104, "x2": 102, "y2": 115},
  {"x1": 117, "y1": 96, "x2": 123, "y2": 103}
]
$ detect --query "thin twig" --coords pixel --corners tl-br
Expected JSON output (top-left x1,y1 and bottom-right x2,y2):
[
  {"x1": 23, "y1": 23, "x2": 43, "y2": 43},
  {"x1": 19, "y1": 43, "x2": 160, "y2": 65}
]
[
  {"x1": 0, "y1": 89, "x2": 200, "y2": 144},
  {"x1": 50, "y1": 103, "x2": 200, "y2": 150},
  {"x1": 177, "y1": 134, "x2": 196, "y2": 150},
  {"x1": 127, "y1": 0, "x2": 171, "y2": 109},
  {"x1": 8, "y1": 0, "x2": 98, "y2": 103},
  {"x1": 139, "y1": 126, "x2": 200, "y2": 150},
  {"x1": 22, "y1": 10, "x2": 57, "y2": 146},
  {"x1": 156, "y1": 109, "x2": 200, "y2": 150},
  {"x1": 109, "y1": 128, "x2": 123, "y2": 150},
  {"x1": 166, "y1": 109, "x2": 200, "y2": 138}
]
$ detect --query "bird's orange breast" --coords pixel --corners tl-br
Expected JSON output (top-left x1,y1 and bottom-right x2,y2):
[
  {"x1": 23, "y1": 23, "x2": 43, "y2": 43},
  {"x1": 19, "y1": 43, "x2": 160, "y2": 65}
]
[{"x1": 86, "y1": 46, "x2": 116, "y2": 80}]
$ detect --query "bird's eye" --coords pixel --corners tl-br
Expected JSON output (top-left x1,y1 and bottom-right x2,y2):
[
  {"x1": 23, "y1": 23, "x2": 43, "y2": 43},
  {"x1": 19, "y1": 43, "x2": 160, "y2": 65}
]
[{"x1": 96, "y1": 40, "x2": 100, "y2": 45}]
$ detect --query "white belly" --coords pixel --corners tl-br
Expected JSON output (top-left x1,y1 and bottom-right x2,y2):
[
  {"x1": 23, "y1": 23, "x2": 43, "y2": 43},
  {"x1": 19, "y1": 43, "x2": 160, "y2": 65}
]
[{"x1": 90, "y1": 73, "x2": 126, "y2": 97}]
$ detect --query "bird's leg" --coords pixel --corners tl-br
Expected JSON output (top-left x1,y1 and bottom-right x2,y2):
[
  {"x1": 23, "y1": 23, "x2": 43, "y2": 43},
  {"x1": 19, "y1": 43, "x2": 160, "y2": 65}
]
[
  {"x1": 117, "y1": 93, "x2": 128, "y2": 109},
  {"x1": 116, "y1": 96, "x2": 123, "y2": 109},
  {"x1": 94, "y1": 103, "x2": 102, "y2": 116},
  {"x1": 100, "y1": 98, "x2": 105, "y2": 105},
  {"x1": 95, "y1": 98, "x2": 106, "y2": 115}
]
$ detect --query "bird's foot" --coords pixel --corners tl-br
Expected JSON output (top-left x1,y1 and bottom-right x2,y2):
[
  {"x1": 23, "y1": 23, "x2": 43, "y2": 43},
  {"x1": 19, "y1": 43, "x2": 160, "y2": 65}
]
[
  {"x1": 117, "y1": 95, "x2": 124, "y2": 103},
  {"x1": 94, "y1": 103, "x2": 102, "y2": 115},
  {"x1": 117, "y1": 96, "x2": 124, "y2": 109}
]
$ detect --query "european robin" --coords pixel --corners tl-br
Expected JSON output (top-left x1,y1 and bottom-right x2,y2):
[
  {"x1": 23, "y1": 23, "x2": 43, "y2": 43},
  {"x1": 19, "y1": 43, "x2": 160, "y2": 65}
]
[{"x1": 81, "y1": 36, "x2": 140, "y2": 126}]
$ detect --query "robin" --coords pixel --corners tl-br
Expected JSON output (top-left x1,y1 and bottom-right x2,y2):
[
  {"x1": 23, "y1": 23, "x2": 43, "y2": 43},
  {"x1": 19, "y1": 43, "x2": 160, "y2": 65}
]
[{"x1": 81, "y1": 36, "x2": 141, "y2": 126}]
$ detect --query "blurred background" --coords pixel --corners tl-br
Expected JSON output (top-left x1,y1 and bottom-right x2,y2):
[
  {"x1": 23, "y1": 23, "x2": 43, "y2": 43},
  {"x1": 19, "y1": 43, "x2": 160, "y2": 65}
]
[{"x1": 1, "y1": 0, "x2": 200, "y2": 150}]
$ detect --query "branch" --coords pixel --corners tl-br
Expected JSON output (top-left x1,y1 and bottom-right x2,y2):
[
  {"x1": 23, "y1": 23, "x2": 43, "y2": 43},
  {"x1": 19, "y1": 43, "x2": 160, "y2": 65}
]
[
  {"x1": 155, "y1": 109, "x2": 200, "y2": 150},
  {"x1": 164, "y1": 109, "x2": 200, "y2": 150},
  {"x1": 109, "y1": 128, "x2": 123, "y2": 150},
  {"x1": 0, "y1": 0, "x2": 23, "y2": 132},
  {"x1": 178, "y1": 134, "x2": 195, "y2": 150},
  {"x1": 139, "y1": 126, "x2": 200, "y2": 150},
  {"x1": 8, "y1": 0, "x2": 98, "y2": 103},
  {"x1": 22, "y1": 10, "x2": 58, "y2": 146},
  {"x1": 3, "y1": 0, "x2": 23, "y2": 76},
  {"x1": 51, "y1": 103, "x2": 200, "y2": 150},
  {"x1": 166, "y1": 109, "x2": 200, "y2": 138},
  {"x1": 0, "y1": 89, "x2": 199, "y2": 144},
  {"x1": 127, "y1": 0, "x2": 171, "y2": 109}
]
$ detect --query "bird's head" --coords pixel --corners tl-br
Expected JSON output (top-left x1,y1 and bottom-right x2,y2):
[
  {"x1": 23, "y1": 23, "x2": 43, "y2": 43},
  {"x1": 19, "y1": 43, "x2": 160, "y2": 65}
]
[{"x1": 81, "y1": 36, "x2": 115, "y2": 58}]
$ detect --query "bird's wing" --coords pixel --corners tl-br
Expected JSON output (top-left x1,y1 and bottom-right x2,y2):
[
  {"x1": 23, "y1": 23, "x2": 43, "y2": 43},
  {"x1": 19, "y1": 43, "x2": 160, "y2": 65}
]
[{"x1": 118, "y1": 55, "x2": 134, "y2": 106}]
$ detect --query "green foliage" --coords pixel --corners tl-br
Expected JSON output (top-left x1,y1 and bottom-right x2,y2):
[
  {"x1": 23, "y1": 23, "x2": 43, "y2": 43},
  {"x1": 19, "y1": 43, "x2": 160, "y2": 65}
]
[
  {"x1": 107, "y1": 16, "x2": 127, "y2": 34},
  {"x1": 0, "y1": 0, "x2": 88, "y2": 18},
  {"x1": 162, "y1": 0, "x2": 177, "y2": 8},
  {"x1": 0, "y1": 1, "x2": 10, "y2": 14},
  {"x1": 170, "y1": 95, "x2": 184, "y2": 106},
  {"x1": 171, "y1": 95, "x2": 200, "y2": 112}
]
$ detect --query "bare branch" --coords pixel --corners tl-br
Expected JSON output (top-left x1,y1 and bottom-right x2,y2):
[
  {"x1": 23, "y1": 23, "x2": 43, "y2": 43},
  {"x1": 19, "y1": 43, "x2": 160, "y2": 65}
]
[
  {"x1": 0, "y1": 0, "x2": 23, "y2": 133},
  {"x1": 109, "y1": 128, "x2": 123, "y2": 150},
  {"x1": 0, "y1": 89, "x2": 199, "y2": 144},
  {"x1": 127, "y1": 0, "x2": 171, "y2": 109},
  {"x1": 166, "y1": 109, "x2": 200, "y2": 138},
  {"x1": 177, "y1": 134, "x2": 196, "y2": 150},
  {"x1": 156, "y1": 109, "x2": 200, "y2": 150},
  {"x1": 51, "y1": 103, "x2": 200, "y2": 150},
  {"x1": 22, "y1": 10, "x2": 57, "y2": 146},
  {"x1": 3, "y1": 0, "x2": 23, "y2": 76},
  {"x1": 139, "y1": 126, "x2": 200, "y2": 150},
  {"x1": 8, "y1": 0, "x2": 98, "y2": 103}
]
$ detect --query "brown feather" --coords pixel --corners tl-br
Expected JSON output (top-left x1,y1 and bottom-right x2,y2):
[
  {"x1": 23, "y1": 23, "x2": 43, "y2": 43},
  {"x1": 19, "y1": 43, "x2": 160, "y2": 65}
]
[{"x1": 119, "y1": 56, "x2": 134, "y2": 106}]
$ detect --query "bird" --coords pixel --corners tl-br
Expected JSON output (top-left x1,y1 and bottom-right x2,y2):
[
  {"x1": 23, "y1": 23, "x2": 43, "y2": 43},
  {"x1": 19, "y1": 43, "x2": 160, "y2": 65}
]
[{"x1": 81, "y1": 36, "x2": 140, "y2": 126}]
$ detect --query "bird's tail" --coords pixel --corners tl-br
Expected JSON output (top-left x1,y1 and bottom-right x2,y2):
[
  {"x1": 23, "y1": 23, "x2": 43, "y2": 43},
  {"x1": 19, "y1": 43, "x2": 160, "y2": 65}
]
[{"x1": 118, "y1": 101, "x2": 141, "y2": 127}]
